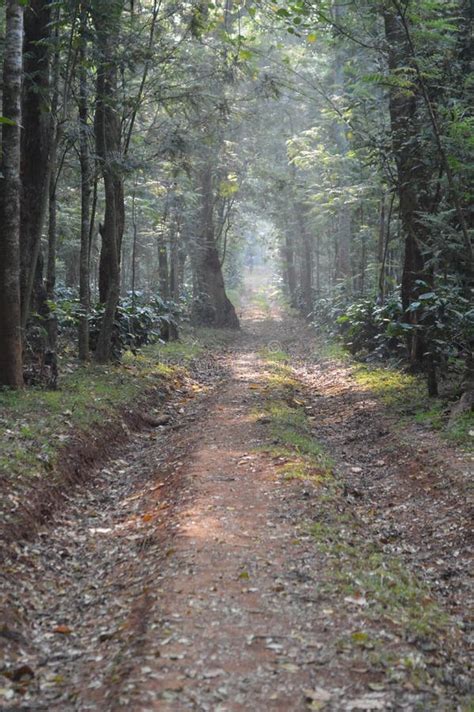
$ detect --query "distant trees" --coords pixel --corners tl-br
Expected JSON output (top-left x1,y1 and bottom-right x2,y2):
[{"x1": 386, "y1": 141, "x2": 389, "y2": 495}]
[
  {"x1": 0, "y1": 0, "x2": 243, "y2": 385},
  {"x1": 244, "y1": 0, "x2": 472, "y2": 399}
]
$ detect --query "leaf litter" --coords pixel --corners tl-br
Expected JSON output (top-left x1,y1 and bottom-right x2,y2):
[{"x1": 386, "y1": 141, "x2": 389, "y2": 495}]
[{"x1": 0, "y1": 305, "x2": 472, "y2": 710}]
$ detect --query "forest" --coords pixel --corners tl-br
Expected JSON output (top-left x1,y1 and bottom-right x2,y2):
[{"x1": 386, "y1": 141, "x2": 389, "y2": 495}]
[{"x1": 0, "y1": 1, "x2": 473, "y2": 710}]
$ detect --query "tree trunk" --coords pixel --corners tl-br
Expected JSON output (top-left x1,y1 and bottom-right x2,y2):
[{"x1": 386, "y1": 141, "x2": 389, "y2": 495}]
[
  {"x1": 169, "y1": 220, "x2": 181, "y2": 300},
  {"x1": 283, "y1": 230, "x2": 297, "y2": 306},
  {"x1": 46, "y1": 7, "x2": 61, "y2": 353},
  {"x1": 192, "y1": 162, "x2": 239, "y2": 329},
  {"x1": 157, "y1": 233, "x2": 169, "y2": 299},
  {"x1": 93, "y1": 2, "x2": 124, "y2": 362},
  {"x1": 332, "y1": 1, "x2": 352, "y2": 288},
  {"x1": 295, "y1": 205, "x2": 313, "y2": 317},
  {"x1": 47, "y1": 155, "x2": 58, "y2": 353},
  {"x1": 78, "y1": 7, "x2": 91, "y2": 361},
  {"x1": 0, "y1": 1, "x2": 24, "y2": 388},
  {"x1": 19, "y1": 0, "x2": 52, "y2": 329},
  {"x1": 384, "y1": 9, "x2": 428, "y2": 365}
]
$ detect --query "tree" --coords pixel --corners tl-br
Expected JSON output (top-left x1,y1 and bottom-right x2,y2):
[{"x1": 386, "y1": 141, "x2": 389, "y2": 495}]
[
  {"x1": 0, "y1": 1, "x2": 24, "y2": 388},
  {"x1": 92, "y1": 0, "x2": 125, "y2": 362},
  {"x1": 20, "y1": 0, "x2": 53, "y2": 329}
]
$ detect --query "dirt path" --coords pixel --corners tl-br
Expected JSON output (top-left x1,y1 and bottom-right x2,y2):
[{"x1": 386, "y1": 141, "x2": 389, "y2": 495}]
[{"x1": 1, "y1": 306, "x2": 472, "y2": 711}]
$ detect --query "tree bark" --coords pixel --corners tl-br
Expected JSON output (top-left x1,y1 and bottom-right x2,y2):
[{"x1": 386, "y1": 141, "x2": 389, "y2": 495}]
[
  {"x1": 384, "y1": 9, "x2": 428, "y2": 365},
  {"x1": 78, "y1": 5, "x2": 91, "y2": 361},
  {"x1": 294, "y1": 204, "x2": 313, "y2": 317},
  {"x1": 157, "y1": 233, "x2": 169, "y2": 299},
  {"x1": 93, "y1": 1, "x2": 125, "y2": 362},
  {"x1": 46, "y1": 5, "x2": 61, "y2": 353},
  {"x1": 0, "y1": 1, "x2": 24, "y2": 387},
  {"x1": 283, "y1": 230, "x2": 297, "y2": 306},
  {"x1": 192, "y1": 162, "x2": 239, "y2": 329},
  {"x1": 19, "y1": 0, "x2": 52, "y2": 329}
]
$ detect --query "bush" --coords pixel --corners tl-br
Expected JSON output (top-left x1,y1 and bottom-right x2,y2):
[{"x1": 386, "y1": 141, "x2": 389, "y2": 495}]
[
  {"x1": 49, "y1": 290, "x2": 180, "y2": 360},
  {"x1": 312, "y1": 282, "x2": 474, "y2": 390},
  {"x1": 405, "y1": 281, "x2": 474, "y2": 378}
]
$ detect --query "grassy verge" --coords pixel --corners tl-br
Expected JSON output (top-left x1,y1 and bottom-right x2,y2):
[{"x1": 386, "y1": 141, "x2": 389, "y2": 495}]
[
  {"x1": 314, "y1": 338, "x2": 473, "y2": 450},
  {"x1": 308, "y1": 505, "x2": 471, "y2": 704},
  {"x1": 351, "y1": 362, "x2": 474, "y2": 450},
  {"x1": 0, "y1": 338, "x2": 203, "y2": 482},
  {"x1": 0, "y1": 330, "x2": 228, "y2": 541}
]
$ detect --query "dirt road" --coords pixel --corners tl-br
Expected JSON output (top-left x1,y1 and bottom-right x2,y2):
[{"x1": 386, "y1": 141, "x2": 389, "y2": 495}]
[{"x1": 1, "y1": 305, "x2": 472, "y2": 711}]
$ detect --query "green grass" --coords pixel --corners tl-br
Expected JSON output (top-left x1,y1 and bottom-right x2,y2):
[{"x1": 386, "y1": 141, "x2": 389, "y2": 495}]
[
  {"x1": 315, "y1": 339, "x2": 349, "y2": 362},
  {"x1": 259, "y1": 347, "x2": 290, "y2": 364},
  {"x1": 446, "y1": 410, "x2": 474, "y2": 446},
  {"x1": 351, "y1": 362, "x2": 474, "y2": 450},
  {"x1": 0, "y1": 336, "x2": 207, "y2": 488},
  {"x1": 152, "y1": 338, "x2": 204, "y2": 364},
  {"x1": 307, "y1": 510, "x2": 465, "y2": 701},
  {"x1": 256, "y1": 351, "x2": 333, "y2": 482},
  {"x1": 352, "y1": 363, "x2": 427, "y2": 409}
]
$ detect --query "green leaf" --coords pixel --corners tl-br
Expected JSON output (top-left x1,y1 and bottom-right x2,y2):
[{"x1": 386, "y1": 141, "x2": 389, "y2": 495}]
[{"x1": 238, "y1": 49, "x2": 253, "y2": 62}]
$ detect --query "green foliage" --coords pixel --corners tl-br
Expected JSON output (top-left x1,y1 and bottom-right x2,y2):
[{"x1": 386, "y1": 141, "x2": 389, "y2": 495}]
[
  {"x1": 314, "y1": 283, "x2": 474, "y2": 383},
  {"x1": 406, "y1": 281, "x2": 474, "y2": 371},
  {"x1": 49, "y1": 289, "x2": 180, "y2": 361},
  {"x1": 313, "y1": 291, "x2": 405, "y2": 361}
]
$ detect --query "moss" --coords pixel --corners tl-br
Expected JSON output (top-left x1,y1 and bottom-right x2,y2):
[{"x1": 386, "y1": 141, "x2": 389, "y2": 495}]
[
  {"x1": 446, "y1": 410, "x2": 474, "y2": 447},
  {"x1": 259, "y1": 348, "x2": 290, "y2": 364},
  {"x1": 352, "y1": 363, "x2": 427, "y2": 409},
  {"x1": 317, "y1": 340, "x2": 349, "y2": 362}
]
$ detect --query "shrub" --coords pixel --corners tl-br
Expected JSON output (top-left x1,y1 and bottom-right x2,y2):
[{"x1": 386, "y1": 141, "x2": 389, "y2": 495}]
[{"x1": 49, "y1": 290, "x2": 180, "y2": 361}]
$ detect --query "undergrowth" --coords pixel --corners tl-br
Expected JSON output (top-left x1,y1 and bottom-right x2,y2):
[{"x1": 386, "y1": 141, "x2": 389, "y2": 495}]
[
  {"x1": 0, "y1": 335, "x2": 207, "y2": 496},
  {"x1": 351, "y1": 362, "x2": 473, "y2": 449}
]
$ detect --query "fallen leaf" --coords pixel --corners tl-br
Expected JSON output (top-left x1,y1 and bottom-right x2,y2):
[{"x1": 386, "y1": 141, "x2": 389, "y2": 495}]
[
  {"x1": 346, "y1": 694, "x2": 387, "y2": 710},
  {"x1": 202, "y1": 669, "x2": 224, "y2": 679},
  {"x1": 279, "y1": 662, "x2": 299, "y2": 673},
  {"x1": 344, "y1": 595, "x2": 368, "y2": 607},
  {"x1": 5, "y1": 665, "x2": 35, "y2": 683},
  {"x1": 368, "y1": 683, "x2": 385, "y2": 692},
  {"x1": 304, "y1": 687, "x2": 332, "y2": 702},
  {"x1": 0, "y1": 689, "x2": 15, "y2": 701},
  {"x1": 54, "y1": 625, "x2": 72, "y2": 635}
]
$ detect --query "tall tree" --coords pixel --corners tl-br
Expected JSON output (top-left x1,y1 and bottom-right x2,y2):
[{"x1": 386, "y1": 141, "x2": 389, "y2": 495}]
[
  {"x1": 20, "y1": 0, "x2": 53, "y2": 329},
  {"x1": 92, "y1": 0, "x2": 125, "y2": 362},
  {"x1": 192, "y1": 153, "x2": 240, "y2": 328},
  {"x1": 78, "y1": 3, "x2": 92, "y2": 361},
  {"x1": 0, "y1": 1, "x2": 24, "y2": 388}
]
